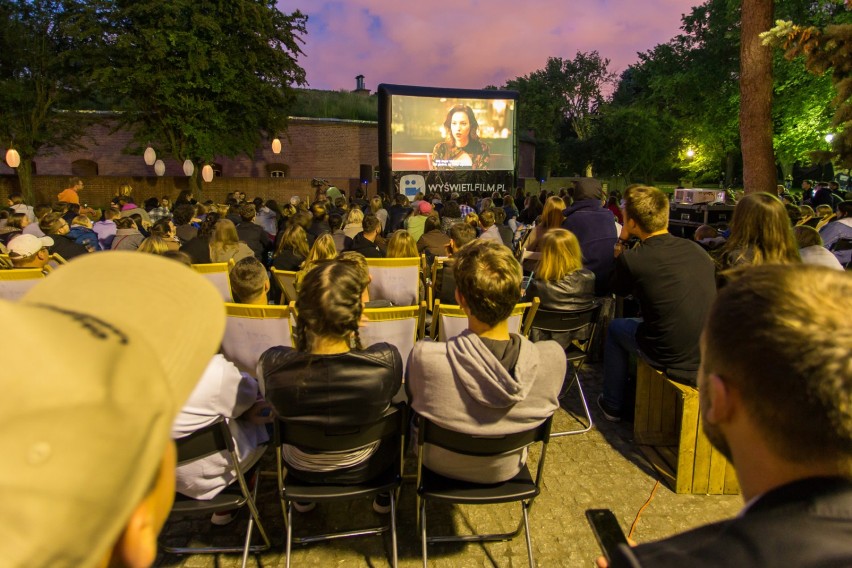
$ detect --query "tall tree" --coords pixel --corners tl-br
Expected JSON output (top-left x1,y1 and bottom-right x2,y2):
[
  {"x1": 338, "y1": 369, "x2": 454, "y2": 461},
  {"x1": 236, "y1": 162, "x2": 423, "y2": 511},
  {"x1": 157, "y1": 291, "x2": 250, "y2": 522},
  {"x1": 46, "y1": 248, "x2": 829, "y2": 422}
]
[
  {"x1": 93, "y1": 0, "x2": 307, "y2": 191},
  {"x1": 739, "y1": 0, "x2": 777, "y2": 193},
  {"x1": 0, "y1": 0, "x2": 97, "y2": 202}
]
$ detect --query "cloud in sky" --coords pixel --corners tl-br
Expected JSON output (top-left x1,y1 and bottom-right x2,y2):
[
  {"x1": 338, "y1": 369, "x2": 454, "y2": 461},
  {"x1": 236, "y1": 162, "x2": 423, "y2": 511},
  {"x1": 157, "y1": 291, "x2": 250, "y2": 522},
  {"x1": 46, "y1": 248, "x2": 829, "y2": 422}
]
[{"x1": 283, "y1": 0, "x2": 703, "y2": 92}]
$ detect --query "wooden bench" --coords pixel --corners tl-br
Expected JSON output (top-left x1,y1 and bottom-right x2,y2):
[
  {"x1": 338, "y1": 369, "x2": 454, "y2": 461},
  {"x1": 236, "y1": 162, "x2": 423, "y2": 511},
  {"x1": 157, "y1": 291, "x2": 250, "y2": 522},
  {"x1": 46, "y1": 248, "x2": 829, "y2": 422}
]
[{"x1": 634, "y1": 359, "x2": 740, "y2": 495}]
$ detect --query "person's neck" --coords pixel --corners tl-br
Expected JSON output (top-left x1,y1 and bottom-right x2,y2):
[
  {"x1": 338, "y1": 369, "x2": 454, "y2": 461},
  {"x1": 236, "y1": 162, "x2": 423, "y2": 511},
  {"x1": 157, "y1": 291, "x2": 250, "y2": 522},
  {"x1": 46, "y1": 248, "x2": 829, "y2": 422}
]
[
  {"x1": 468, "y1": 317, "x2": 510, "y2": 341},
  {"x1": 363, "y1": 231, "x2": 377, "y2": 242},
  {"x1": 244, "y1": 294, "x2": 268, "y2": 306},
  {"x1": 638, "y1": 229, "x2": 668, "y2": 242},
  {"x1": 310, "y1": 335, "x2": 350, "y2": 355}
]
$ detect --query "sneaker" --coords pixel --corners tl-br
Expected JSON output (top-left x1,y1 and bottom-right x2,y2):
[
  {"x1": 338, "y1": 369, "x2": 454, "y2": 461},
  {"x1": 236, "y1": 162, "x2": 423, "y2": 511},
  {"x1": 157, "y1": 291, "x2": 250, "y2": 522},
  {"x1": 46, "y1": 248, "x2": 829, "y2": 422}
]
[
  {"x1": 372, "y1": 493, "x2": 392, "y2": 514},
  {"x1": 210, "y1": 511, "x2": 237, "y2": 526},
  {"x1": 597, "y1": 395, "x2": 622, "y2": 423},
  {"x1": 292, "y1": 501, "x2": 316, "y2": 513}
]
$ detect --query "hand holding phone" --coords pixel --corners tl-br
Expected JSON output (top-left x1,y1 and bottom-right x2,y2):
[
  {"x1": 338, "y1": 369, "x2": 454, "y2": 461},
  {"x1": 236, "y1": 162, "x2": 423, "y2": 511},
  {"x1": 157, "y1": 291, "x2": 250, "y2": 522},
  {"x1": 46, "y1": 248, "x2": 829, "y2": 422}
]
[{"x1": 586, "y1": 509, "x2": 628, "y2": 564}]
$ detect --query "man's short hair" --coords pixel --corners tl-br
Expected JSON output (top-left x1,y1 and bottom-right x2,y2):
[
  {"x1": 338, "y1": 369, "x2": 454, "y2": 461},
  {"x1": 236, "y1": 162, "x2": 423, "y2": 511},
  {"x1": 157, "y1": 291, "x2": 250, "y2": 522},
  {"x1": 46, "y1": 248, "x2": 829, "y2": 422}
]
[
  {"x1": 479, "y1": 209, "x2": 496, "y2": 228},
  {"x1": 238, "y1": 203, "x2": 256, "y2": 222},
  {"x1": 793, "y1": 225, "x2": 823, "y2": 248},
  {"x1": 623, "y1": 185, "x2": 669, "y2": 233},
  {"x1": 362, "y1": 214, "x2": 381, "y2": 234},
  {"x1": 703, "y1": 265, "x2": 852, "y2": 464},
  {"x1": 328, "y1": 213, "x2": 343, "y2": 231},
  {"x1": 229, "y1": 257, "x2": 268, "y2": 303},
  {"x1": 449, "y1": 222, "x2": 477, "y2": 248},
  {"x1": 453, "y1": 240, "x2": 522, "y2": 326},
  {"x1": 39, "y1": 212, "x2": 65, "y2": 234}
]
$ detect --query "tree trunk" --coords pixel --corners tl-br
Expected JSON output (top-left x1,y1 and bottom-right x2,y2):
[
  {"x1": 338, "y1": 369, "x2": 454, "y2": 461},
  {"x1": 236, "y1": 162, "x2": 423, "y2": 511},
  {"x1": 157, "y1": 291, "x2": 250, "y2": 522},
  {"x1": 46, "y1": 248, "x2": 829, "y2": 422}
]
[
  {"x1": 16, "y1": 159, "x2": 34, "y2": 205},
  {"x1": 739, "y1": 0, "x2": 776, "y2": 194}
]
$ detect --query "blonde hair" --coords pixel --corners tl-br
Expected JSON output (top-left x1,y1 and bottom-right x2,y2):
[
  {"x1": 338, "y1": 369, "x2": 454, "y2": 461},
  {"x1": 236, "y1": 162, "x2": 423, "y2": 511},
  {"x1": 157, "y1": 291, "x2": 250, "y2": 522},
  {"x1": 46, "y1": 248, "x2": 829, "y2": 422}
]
[
  {"x1": 536, "y1": 229, "x2": 583, "y2": 281},
  {"x1": 370, "y1": 196, "x2": 384, "y2": 213},
  {"x1": 464, "y1": 212, "x2": 479, "y2": 229},
  {"x1": 295, "y1": 234, "x2": 337, "y2": 291},
  {"x1": 275, "y1": 223, "x2": 310, "y2": 259},
  {"x1": 386, "y1": 230, "x2": 418, "y2": 258},
  {"x1": 539, "y1": 196, "x2": 566, "y2": 231},
  {"x1": 346, "y1": 208, "x2": 364, "y2": 226},
  {"x1": 138, "y1": 236, "x2": 169, "y2": 255},
  {"x1": 209, "y1": 219, "x2": 241, "y2": 258}
]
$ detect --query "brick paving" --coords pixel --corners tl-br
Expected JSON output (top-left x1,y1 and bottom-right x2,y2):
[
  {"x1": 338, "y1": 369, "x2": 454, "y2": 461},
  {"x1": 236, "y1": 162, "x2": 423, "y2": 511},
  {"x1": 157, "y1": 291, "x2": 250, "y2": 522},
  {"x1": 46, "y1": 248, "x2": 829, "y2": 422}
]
[{"x1": 155, "y1": 364, "x2": 742, "y2": 567}]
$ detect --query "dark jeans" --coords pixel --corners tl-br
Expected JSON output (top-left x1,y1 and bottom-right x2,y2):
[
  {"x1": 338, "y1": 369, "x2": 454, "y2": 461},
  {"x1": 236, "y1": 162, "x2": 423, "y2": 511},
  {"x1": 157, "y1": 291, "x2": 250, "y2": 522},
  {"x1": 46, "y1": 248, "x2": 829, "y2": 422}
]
[{"x1": 601, "y1": 318, "x2": 641, "y2": 413}]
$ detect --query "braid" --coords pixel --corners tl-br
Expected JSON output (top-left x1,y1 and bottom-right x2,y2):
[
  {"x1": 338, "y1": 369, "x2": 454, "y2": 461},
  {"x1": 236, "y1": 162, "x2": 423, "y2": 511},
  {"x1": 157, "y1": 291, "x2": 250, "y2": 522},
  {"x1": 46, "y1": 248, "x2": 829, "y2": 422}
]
[{"x1": 294, "y1": 261, "x2": 366, "y2": 352}]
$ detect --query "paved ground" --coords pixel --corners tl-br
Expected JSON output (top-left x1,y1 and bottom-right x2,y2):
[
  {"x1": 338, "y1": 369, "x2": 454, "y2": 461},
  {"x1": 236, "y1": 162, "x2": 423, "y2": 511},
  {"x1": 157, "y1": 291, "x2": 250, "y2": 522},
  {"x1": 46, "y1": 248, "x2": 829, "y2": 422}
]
[{"x1": 155, "y1": 364, "x2": 742, "y2": 567}]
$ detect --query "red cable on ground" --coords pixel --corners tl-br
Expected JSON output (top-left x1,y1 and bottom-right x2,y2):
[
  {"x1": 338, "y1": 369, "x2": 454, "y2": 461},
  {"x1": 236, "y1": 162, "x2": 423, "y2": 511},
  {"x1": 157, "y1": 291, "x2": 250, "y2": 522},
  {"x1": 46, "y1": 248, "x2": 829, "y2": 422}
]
[{"x1": 628, "y1": 480, "x2": 661, "y2": 541}]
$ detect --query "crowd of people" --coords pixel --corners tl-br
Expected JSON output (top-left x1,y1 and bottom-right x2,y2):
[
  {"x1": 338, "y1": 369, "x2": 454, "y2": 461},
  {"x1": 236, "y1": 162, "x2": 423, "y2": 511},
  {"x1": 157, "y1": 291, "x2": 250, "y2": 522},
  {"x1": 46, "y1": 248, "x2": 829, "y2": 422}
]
[{"x1": 2, "y1": 175, "x2": 851, "y2": 567}]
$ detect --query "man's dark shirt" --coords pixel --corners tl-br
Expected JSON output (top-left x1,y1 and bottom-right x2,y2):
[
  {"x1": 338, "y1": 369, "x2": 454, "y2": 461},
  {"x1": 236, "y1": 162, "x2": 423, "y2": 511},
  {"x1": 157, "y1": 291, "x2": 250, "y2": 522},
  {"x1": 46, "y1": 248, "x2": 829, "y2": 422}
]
[{"x1": 236, "y1": 221, "x2": 272, "y2": 263}]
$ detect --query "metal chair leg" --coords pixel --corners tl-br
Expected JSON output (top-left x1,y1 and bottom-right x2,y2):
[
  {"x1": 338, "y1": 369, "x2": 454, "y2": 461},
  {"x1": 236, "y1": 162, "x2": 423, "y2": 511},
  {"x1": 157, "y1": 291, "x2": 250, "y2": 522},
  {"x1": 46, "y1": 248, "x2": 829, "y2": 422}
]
[
  {"x1": 390, "y1": 492, "x2": 399, "y2": 568},
  {"x1": 552, "y1": 370, "x2": 594, "y2": 437},
  {"x1": 420, "y1": 499, "x2": 428, "y2": 568},
  {"x1": 285, "y1": 503, "x2": 293, "y2": 568},
  {"x1": 522, "y1": 501, "x2": 534, "y2": 567}
]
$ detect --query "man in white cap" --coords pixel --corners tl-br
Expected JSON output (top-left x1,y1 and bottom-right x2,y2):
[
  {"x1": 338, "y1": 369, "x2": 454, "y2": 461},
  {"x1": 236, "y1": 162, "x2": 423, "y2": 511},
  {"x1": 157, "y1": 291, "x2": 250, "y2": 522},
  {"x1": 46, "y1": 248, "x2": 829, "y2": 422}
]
[
  {"x1": 7, "y1": 233, "x2": 54, "y2": 271},
  {"x1": 0, "y1": 252, "x2": 226, "y2": 567}
]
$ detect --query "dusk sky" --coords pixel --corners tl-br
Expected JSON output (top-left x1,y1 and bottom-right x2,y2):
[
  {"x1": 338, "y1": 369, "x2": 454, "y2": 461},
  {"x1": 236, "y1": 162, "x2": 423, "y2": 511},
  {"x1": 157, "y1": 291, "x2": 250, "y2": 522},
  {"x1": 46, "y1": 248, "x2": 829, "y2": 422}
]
[{"x1": 285, "y1": 0, "x2": 704, "y2": 92}]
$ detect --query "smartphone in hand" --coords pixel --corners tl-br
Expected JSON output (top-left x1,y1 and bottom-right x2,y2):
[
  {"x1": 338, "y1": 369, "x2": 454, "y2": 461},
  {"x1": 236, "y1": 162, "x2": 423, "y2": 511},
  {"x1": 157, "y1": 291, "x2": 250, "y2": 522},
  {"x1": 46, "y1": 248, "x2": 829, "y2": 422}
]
[{"x1": 586, "y1": 509, "x2": 629, "y2": 563}]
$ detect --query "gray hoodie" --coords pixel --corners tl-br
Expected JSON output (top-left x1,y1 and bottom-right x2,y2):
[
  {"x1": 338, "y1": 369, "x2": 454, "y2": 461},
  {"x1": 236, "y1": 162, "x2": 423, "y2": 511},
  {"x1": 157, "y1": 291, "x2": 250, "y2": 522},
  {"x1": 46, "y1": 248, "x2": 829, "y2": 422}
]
[{"x1": 407, "y1": 330, "x2": 565, "y2": 483}]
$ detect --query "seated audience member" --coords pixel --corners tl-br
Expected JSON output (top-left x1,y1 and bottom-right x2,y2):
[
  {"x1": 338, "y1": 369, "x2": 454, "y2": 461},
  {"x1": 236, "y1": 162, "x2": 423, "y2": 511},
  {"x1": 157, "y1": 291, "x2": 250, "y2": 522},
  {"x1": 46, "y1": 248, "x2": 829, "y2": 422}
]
[
  {"x1": 236, "y1": 203, "x2": 272, "y2": 263},
  {"x1": 797, "y1": 204, "x2": 818, "y2": 227},
  {"x1": 464, "y1": 211, "x2": 480, "y2": 235},
  {"x1": 172, "y1": 353, "x2": 271, "y2": 524},
  {"x1": 307, "y1": 201, "x2": 332, "y2": 240},
  {"x1": 173, "y1": 204, "x2": 198, "y2": 244},
  {"x1": 524, "y1": 196, "x2": 566, "y2": 257},
  {"x1": 149, "y1": 218, "x2": 180, "y2": 251},
  {"x1": 252, "y1": 198, "x2": 277, "y2": 238},
  {"x1": 111, "y1": 216, "x2": 145, "y2": 251},
  {"x1": 405, "y1": 201, "x2": 431, "y2": 242},
  {"x1": 207, "y1": 219, "x2": 253, "y2": 264},
  {"x1": 370, "y1": 196, "x2": 389, "y2": 234},
  {"x1": 604, "y1": 265, "x2": 852, "y2": 568},
  {"x1": 22, "y1": 205, "x2": 52, "y2": 237},
  {"x1": 433, "y1": 222, "x2": 477, "y2": 306},
  {"x1": 386, "y1": 193, "x2": 410, "y2": 233},
  {"x1": 477, "y1": 209, "x2": 503, "y2": 245},
  {"x1": 329, "y1": 213, "x2": 351, "y2": 253},
  {"x1": 715, "y1": 193, "x2": 800, "y2": 283},
  {"x1": 385, "y1": 229, "x2": 417, "y2": 258},
  {"x1": 439, "y1": 200, "x2": 463, "y2": 233},
  {"x1": 492, "y1": 207, "x2": 514, "y2": 247},
  {"x1": 229, "y1": 257, "x2": 270, "y2": 304},
  {"x1": 0, "y1": 212, "x2": 27, "y2": 247},
  {"x1": 562, "y1": 178, "x2": 619, "y2": 295},
  {"x1": 348, "y1": 215, "x2": 385, "y2": 258},
  {"x1": 179, "y1": 212, "x2": 219, "y2": 264},
  {"x1": 137, "y1": 236, "x2": 169, "y2": 255},
  {"x1": 407, "y1": 241, "x2": 565, "y2": 483},
  {"x1": 146, "y1": 197, "x2": 171, "y2": 224},
  {"x1": 814, "y1": 203, "x2": 835, "y2": 231},
  {"x1": 7, "y1": 234, "x2": 53, "y2": 272},
  {"x1": 417, "y1": 214, "x2": 451, "y2": 258},
  {"x1": 599, "y1": 185, "x2": 716, "y2": 422},
  {"x1": 119, "y1": 197, "x2": 151, "y2": 224},
  {"x1": 8, "y1": 191, "x2": 36, "y2": 223},
  {"x1": 338, "y1": 251, "x2": 392, "y2": 308},
  {"x1": 343, "y1": 207, "x2": 365, "y2": 240},
  {"x1": 819, "y1": 201, "x2": 852, "y2": 265},
  {"x1": 793, "y1": 225, "x2": 844, "y2": 271},
  {"x1": 40, "y1": 212, "x2": 89, "y2": 260},
  {"x1": 68, "y1": 215, "x2": 100, "y2": 252},
  {"x1": 288, "y1": 211, "x2": 316, "y2": 248},
  {"x1": 2, "y1": 252, "x2": 225, "y2": 567},
  {"x1": 93, "y1": 208, "x2": 119, "y2": 250},
  {"x1": 272, "y1": 223, "x2": 310, "y2": 271},
  {"x1": 295, "y1": 233, "x2": 337, "y2": 292},
  {"x1": 693, "y1": 224, "x2": 726, "y2": 251},
  {"x1": 259, "y1": 261, "x2": 402, "y2": 511}
]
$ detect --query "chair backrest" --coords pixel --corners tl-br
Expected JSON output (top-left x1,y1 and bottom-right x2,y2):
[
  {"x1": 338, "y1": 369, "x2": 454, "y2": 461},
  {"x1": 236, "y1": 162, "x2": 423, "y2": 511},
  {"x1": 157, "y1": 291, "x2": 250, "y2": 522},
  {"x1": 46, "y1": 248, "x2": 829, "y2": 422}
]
[
  {"x1": 0, "y1": 269, "x2": 46, "y2": 301},
  {"x1": 191, "y1": 263, "x2": 233, "y2": 301},
  {"x1": 222, "y1": 302, "x2": 294, "y2": 375},
  {"x1": 427, "y1": 256, "x2": 450, "y2": 310},
  {"x1": 417, "y1": 413, "x2": 553, "y2": 456},
  {"x1": 359, "y1": 302, "x2": 426, "y2": 374},
  {"x1": 275, "y1": 405, "x2": 404, "y2": 453},
  {"x1": 432, "y1": 299, "x2": 538, "y2": 341},
  {"x1": 270, "y1": 268, "x2": 298, "y2": 304},
  {"x1": 175, "y1": 418, "x2": 235, "y2": 465},
  {"x1": 366, "y1": 257, "x2": 420, "y2": 307},
  {"x1": 530, "y1": 301, "x2": 602, "y2": 335}
]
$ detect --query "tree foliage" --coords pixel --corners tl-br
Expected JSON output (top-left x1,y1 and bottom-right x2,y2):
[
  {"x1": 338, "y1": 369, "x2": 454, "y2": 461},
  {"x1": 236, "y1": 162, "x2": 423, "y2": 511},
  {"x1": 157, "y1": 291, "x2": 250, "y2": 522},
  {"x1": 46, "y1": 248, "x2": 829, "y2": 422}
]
[{"x1": 92, "y1": 0, "x2": 307, "y2": 189}]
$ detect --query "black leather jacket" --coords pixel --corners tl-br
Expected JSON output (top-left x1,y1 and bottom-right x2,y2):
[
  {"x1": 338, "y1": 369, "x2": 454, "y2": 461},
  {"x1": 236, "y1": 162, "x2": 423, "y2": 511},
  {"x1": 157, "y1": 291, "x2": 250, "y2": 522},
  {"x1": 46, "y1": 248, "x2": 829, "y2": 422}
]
[{"x1": 258, "y1": 343, "x2": 402, "y2": 427}]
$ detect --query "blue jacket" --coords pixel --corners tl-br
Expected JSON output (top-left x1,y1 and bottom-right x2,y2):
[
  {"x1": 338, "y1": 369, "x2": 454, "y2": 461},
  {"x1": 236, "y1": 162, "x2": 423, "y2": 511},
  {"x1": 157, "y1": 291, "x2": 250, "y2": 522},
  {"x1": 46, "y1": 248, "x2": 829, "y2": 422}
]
[{"x1": 67, "y1": 225, "x2": 100, "y2": 251}]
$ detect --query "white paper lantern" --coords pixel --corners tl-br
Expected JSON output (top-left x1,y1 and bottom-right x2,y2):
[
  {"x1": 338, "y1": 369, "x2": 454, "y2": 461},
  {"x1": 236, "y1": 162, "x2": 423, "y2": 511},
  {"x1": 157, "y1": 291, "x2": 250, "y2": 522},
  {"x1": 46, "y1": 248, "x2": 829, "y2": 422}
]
[
  {"x1": 154, "y1": 159, "x2": 166, "y2": 176},
  {"x1": 144, "y1": 146, "x2": 157, "y2": 166},
  {"x1": 182, "y1": 159, "x2": 194, "y2": 177},
  {"x1": 5, "y1": 148, "x2": 21, "y2": 168},
  {"x1": 201, "y1": 164, "x2": 214, "y2": 182},
  {"x1": 271, "y1": 138, "x2": 282, "y2": 154}
]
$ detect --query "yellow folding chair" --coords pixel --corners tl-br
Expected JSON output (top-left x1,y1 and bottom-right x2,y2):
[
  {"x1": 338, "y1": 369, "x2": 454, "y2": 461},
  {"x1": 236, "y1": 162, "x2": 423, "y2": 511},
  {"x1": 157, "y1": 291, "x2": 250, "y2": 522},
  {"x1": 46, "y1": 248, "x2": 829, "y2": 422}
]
[{"x1": 221, "y1": 303, "x2": 295, "y2": 375}]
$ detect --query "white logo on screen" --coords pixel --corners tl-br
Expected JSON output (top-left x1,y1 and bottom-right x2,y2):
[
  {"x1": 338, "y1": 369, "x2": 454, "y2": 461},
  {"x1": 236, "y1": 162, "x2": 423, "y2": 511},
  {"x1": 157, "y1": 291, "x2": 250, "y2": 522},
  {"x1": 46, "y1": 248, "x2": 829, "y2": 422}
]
[{"x1": 400, "y1": 175, "x2": 425, "y2": 197}]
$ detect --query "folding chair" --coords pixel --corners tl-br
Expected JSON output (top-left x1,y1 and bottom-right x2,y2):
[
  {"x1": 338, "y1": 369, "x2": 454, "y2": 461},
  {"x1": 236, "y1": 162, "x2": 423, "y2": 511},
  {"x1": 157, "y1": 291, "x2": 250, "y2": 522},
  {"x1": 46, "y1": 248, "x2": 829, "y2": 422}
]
[
  {"x1": 426, "y1": 256, "x2": 450, "y2": 310},
  {"x1": 528, "y1": 301, "x2": 602, "y2": 437},
  {"x1": 221, "y1": 302, "x2": 295, "y2": 375},
  {"x1": 0, "y1": 268, "x2": 46, "y2": 301},
  {"x1": 360, "y1": 302, "x2": 426, "y2": 374},
  {"x1": 274, "y1": 405, "x2": 406, "y2": 568},
  {"x1": 164, "y1": 418, "x2": 271, "y2": 568},
  {"x1": 415, "y1": 414, "x2": 554, "y2": 568},
  {"x1": 431, "y1": 298, "x2": 539, "y2": 341},
  {"x1": 271, "y1": 268, "x2": 299, "y2": 304},
  {"x1": 0, "y1": 254, "x2": 12, "y2": 269},
  {"x1": 192, "y1": 262, "x2": 234, "y2": 301},
  {"x1": 366, "y1": 257, "x2": 421, "y2": 306}
]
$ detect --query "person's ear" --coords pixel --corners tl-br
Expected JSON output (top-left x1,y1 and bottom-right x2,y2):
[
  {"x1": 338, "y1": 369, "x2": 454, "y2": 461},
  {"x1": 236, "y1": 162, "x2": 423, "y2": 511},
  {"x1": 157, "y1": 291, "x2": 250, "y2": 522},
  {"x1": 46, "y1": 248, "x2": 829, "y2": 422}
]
[
  {"x1": 108, "y1": 494, "x2": 159, "y2": 568},
  {"x1": 704, "y1": 373, "x2": 734, "y2": 425},
  {"x1": 263, "y1": 278, "x2": 271, "y2": 294}
]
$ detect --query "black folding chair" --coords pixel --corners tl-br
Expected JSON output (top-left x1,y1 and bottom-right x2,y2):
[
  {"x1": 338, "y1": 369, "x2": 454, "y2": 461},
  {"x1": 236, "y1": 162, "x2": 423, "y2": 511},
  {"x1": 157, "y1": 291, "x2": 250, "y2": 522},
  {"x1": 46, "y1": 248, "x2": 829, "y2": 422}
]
[
  {"x1": 274, "y1": 405, "x2": 405, "y2": 568},
  {"x1": 415, "y1": 414, "x2": 554, "y2": 568},
  {"x1": 164, "y1": 418, "x2": 271, "y2": 568},
  {"x1": 529, "y1": 301, "x2": 602, "y2": 436}
]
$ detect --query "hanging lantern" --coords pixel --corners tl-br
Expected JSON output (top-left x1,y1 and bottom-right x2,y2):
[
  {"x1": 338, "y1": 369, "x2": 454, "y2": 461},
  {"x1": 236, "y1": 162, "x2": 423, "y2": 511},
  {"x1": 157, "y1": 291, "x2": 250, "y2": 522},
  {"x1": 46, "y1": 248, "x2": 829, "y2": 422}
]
[
  {"x1": 182, "y1": 159, "x2": 194, "y2": 177},
  {"x1": 201, "y1": 164, "x2": 214, "y2": 182},
  {"x1": 144, "y1": 146, "x2": 157, "y2": 166},
  {"x1": 154, "y1": 159, "x2": 166, "y2": 176},
  {"x1": 271, "y1": 138, "x2": 282, "y2": 154},
  {"x1": 5, "y1": 148, "x2": 21, "y2": 168}
]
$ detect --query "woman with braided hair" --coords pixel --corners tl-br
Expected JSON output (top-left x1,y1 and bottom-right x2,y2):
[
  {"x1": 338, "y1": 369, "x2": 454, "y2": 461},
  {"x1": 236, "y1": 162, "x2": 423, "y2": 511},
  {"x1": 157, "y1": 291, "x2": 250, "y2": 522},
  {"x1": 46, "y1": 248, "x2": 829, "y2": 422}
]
[{"x1": 258, "y1": 260, "x2": 402, "y2": 512}]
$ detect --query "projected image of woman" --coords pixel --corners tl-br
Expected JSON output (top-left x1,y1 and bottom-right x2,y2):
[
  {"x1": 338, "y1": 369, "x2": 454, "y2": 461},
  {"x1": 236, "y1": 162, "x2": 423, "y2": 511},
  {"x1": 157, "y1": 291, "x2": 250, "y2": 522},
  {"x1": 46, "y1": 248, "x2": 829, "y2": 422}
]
[{"x1": 431, "y1": 104, "x2": 490, "y2": 170}]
